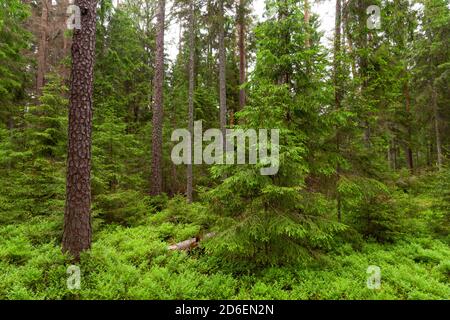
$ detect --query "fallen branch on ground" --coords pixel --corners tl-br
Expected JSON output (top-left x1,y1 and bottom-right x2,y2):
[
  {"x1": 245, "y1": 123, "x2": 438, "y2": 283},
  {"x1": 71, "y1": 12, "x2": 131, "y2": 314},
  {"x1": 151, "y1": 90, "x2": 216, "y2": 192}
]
[{"x1": 168, "y1": 232, "x2": 216, "y2": 251}]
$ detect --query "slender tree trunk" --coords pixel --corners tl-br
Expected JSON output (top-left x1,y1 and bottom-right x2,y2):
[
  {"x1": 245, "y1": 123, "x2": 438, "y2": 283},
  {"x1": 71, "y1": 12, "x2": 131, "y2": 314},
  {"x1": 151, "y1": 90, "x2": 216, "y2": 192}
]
[
  {"x1": 187, "y1": 2, "x2": 195, "y2": 203},
  {"x1": 218, "y1": 0, "x2": 227, "y2": 150},
  {"x1": 150, "y1": 0, "x2": 165, "y2": 195},
  {"x1": 432, "y1": 83, "x2": 443, "y2": 170},
  {"x1": 404, "y1": 82, "x2": 414, "y2": 171},
  {"x1": 304, "y1": 0, "x2": 310, "y2": 48},
  {"x1": 387, "y1": 141, "x2": 392, "y2": 169},
  {"x1": 342, "y1": 1, "x2": 356, "y2": 78},
  {"x1": 37, "y1": 0, "x2": 49, "y2": 95},
  {"x1": 389, "y1": 139, "x2": 396, "y2": 170},
  {"x1": 357, "y1": 1, "x2": 370, "y2": 147},
  {"x1": 237, "y1": 0, "x2": 246, "y2": 109},
  {"x1": 427, "y1": 140, "x2": 432, "y2": 167},
  {"x1": 60, "y1": 0, "x2": 71, "y2": 80},
  {"x1": 334, "y1": 0, "x2": 342, "y2": 110},
  {"x1": 277, "y1": 1, "x2": 290, "y2": 85},
  {"x1": 334, "y1": 0, "x2": 342, "y2": 222},
  {"x1": 62, "y1": 0, "x2": 97, "y2": 260}
]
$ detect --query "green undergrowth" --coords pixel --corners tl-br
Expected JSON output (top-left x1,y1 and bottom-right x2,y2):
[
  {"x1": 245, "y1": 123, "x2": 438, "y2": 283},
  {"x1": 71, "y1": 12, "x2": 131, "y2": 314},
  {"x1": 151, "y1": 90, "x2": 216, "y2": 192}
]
[{"x1": 0, "y1": 209, "x2": 448, "y2": 300}]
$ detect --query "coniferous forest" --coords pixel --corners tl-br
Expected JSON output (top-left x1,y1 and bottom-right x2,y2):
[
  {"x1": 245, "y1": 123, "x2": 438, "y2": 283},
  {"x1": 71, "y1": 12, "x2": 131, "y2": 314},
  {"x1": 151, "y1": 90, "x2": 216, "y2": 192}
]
[{"x1": 0, "y1": 0, "x2": 449, "y2": 301}]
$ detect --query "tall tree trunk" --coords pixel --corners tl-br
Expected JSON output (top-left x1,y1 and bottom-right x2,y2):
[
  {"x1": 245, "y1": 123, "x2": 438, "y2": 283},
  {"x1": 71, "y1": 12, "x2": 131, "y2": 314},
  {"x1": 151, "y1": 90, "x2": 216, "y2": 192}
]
[
  {"x1": 237, "y1": 0, "x2": 246, "y2": 109},
  {"x1": 387, "y1": 141, "x2": 392, "y2": 169},
  {"x1": 334, "y1": 0, "x2": 342, "y2": 110},
  {"x1": 389, "y1": 139, "x2": 396, "y2": 170},
  {"x1": 36, "y1": 0, "x2": 49, "y2": 95},
  {"x1": 304, "y1": 0, "x2": 310, "y2": 48},
  {"x1": 343, "y1": 1, "x2": 356, "y2": 78},
  {"x1": 218, "y1": 0, "x2": 227, "y2": 150},
  {"x1": 432, "y1": 83, "x2": 443, "y2": 170},
  {"x1": 334, "y1": 0, "x2": 342, "y2": 222},
  {"x1": 357, "y1": 0, "x2": 370, "y2": 147},
  {"x1": 404, "y1": 82, "x2": 414, "y2": 171},
  {"x1": 277, "y1": 0, "x2": 290, "y2": 85},
  {"x1": 150, "y1": 0, "x2": 165, "y2": 195},
  {"x1": 59, "y1": 0, "x2": 71, "y2": 80},
  {"x1": 62, "y1": 0, "x2": 97, "y2": 260},
  {"x1": 187, "y1": 1, "x2": 195, "y2": 203}
]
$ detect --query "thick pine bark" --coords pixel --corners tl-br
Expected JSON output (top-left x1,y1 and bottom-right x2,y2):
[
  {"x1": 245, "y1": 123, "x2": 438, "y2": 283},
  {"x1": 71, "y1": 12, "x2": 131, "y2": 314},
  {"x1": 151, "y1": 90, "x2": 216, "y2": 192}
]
[
  {"x1": 36, "y1": 0, "x2": 49, "y2": 95},
  {"x1": 218, "y1": 0, "x2": 227, "y2": 149},
  {"x1": 187, "y1": 2, "x2": 195, "y2": 203},
  {"x1": 237, "y1": 0, "x2": 246, "y2": 109},
  {"x1": 62, "y1": 0, "x2": 97, "y2": 260},
  {"x1": 150, "y1": 0, "x2": 165, "y2": 195}
]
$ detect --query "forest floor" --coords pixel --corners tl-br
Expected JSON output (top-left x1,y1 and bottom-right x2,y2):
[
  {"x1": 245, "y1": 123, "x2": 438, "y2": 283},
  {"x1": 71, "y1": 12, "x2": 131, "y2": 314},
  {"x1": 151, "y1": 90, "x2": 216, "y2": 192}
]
[{"x1": 1, "y1": 200, "x2": 449, "y2": 299}]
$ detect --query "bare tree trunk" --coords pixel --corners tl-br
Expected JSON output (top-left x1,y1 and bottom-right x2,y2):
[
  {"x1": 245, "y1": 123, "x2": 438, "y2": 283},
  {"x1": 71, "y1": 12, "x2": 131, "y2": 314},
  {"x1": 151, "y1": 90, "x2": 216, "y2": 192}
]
[
  {"x1": 59, "y1": 0, "x2": 71, "y2": 80},
  {"x1": 62, "y1": 0, "x2": 97, "y2": 260},
  {"x1": 404, "y1": 82, "x2": 414, "y2": 171},
  {"x1": 334, "y1": 0, "x2": 342, "y2": 222},
  {"x1": 187, "y1": 1, "x2": 195, "y2": 203},
  {"x1": 432, "y1": 83, "x2": 443, "y2": 170},
  {"x1": 427, "y1": 140, "x2": 432, "y2": 167},
  {"x1": 218, "y1": 0, "x2": 227, "y2": 150},
  {"x1": 150, "y1": 0, "x2": 165, "y2": 195},
  {"x1": 342, "y1": 1, "x2": 356, "y2": 78},
  {"x1": 387, "y1": 141, "x2": 392, "y2": 169},
  {"x1": 237, "y1": 0, "x2": 246, "y2": 109},
  {"x1": 304, "y1": 0, "x2": 310, "y2": 48},
  {"x1": 334, "y1": 0, "x2": 342, "y2": 109},
  {"x1": 36, "y1": 0, "x2": 49, "y2": 95},
  {"x1": 388, "y1": 139, "x2": 396, "y2": 170}
]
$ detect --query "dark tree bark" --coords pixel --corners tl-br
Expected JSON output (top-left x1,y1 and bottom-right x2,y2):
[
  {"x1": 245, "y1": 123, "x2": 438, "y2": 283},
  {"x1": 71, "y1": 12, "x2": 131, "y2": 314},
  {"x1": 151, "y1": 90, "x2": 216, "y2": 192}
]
[
  {"x1": 356, "y1": 0, "x2": 370, "y2": 147},
  {"x1": 59, "y1": 0, "x2": 71, "y2": 80},
  {"x1": 432, "y1": 83, "x2": 443, "y2": 170},
  {"x1": 237, "y1": 0, "x2": 246, "y2": 109},
  {"x1": 150, "y1": 0, "x2": 165, "y2": 195},
  {"x1": 218, "y1": 0, "x2": 227, "y2": 150},
  {"x1": 36, "y1": 0, "x2": 49, "y2": 95},
  {"x1": 187, "y1": 1, "x2": 195, "y2": 203},
  {"x1": 334, "y1": 0, "x2": 342, "y2": 222},
  {"x1": 404, "y1": 82, "x2": 414, "y2": 171},
  {"x1": 62, "y1": 0, "x2": 97, "y2": 260}
]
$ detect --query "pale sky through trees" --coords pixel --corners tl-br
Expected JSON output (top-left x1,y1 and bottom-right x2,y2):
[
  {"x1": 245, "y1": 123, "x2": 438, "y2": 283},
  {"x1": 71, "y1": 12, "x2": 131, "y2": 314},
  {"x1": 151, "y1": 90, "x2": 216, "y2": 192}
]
[{"x1": 166, "y1": 0, "x2": 336, "y2": 61}]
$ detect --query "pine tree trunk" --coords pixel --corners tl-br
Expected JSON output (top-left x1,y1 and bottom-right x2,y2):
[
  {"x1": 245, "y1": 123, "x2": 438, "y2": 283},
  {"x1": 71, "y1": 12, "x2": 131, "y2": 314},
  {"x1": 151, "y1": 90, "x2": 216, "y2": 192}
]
[
  {"x1": 432, "y1": 83, "x2": 443, "y2": 170},
  {"x1": 357, "y1": 1, "x2": 370, "y2": 147},
  {"x1": 389, "y1": 139, "x2": 396, "y2": 170},
  {"x1": 427, "y1": 140, "x2": 432, "y2": 167},
  {"x1": 150, "y1": 0, "x2": 165, "y2": 195},
  {"x1": 334, "y1": 0, "x2": 342, "y2": 222},
  {"x1": 404, "y1": 82, "x2": 414, "y2": 171},
  {"x1": 36, "y1": 0, "x2": 49, "y2": 95},
  {"x1": 218, "y1": 0, "x2": 227, "y2": 150},
  {"x1": 334, "y1": 0, "x2": 342, "y2": 108},
  {"x1": 62, "y1": 0, "x2": 97, "y2": 260},
  {"x1": 187, "y1": 2, "x2": 195, "y2": 203},
  {"x1": 60, "y1": 0, "x2": 71, "y2": 80},
  {"x1": 342, "y1": 1, "x2": 356, "y2": 78},
  {"x1": 238, "y1": 0, "x2": 246, "y2": 109},
  {"x1": 304, "y1": 0, "x2": 310, "y2": 48}
]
